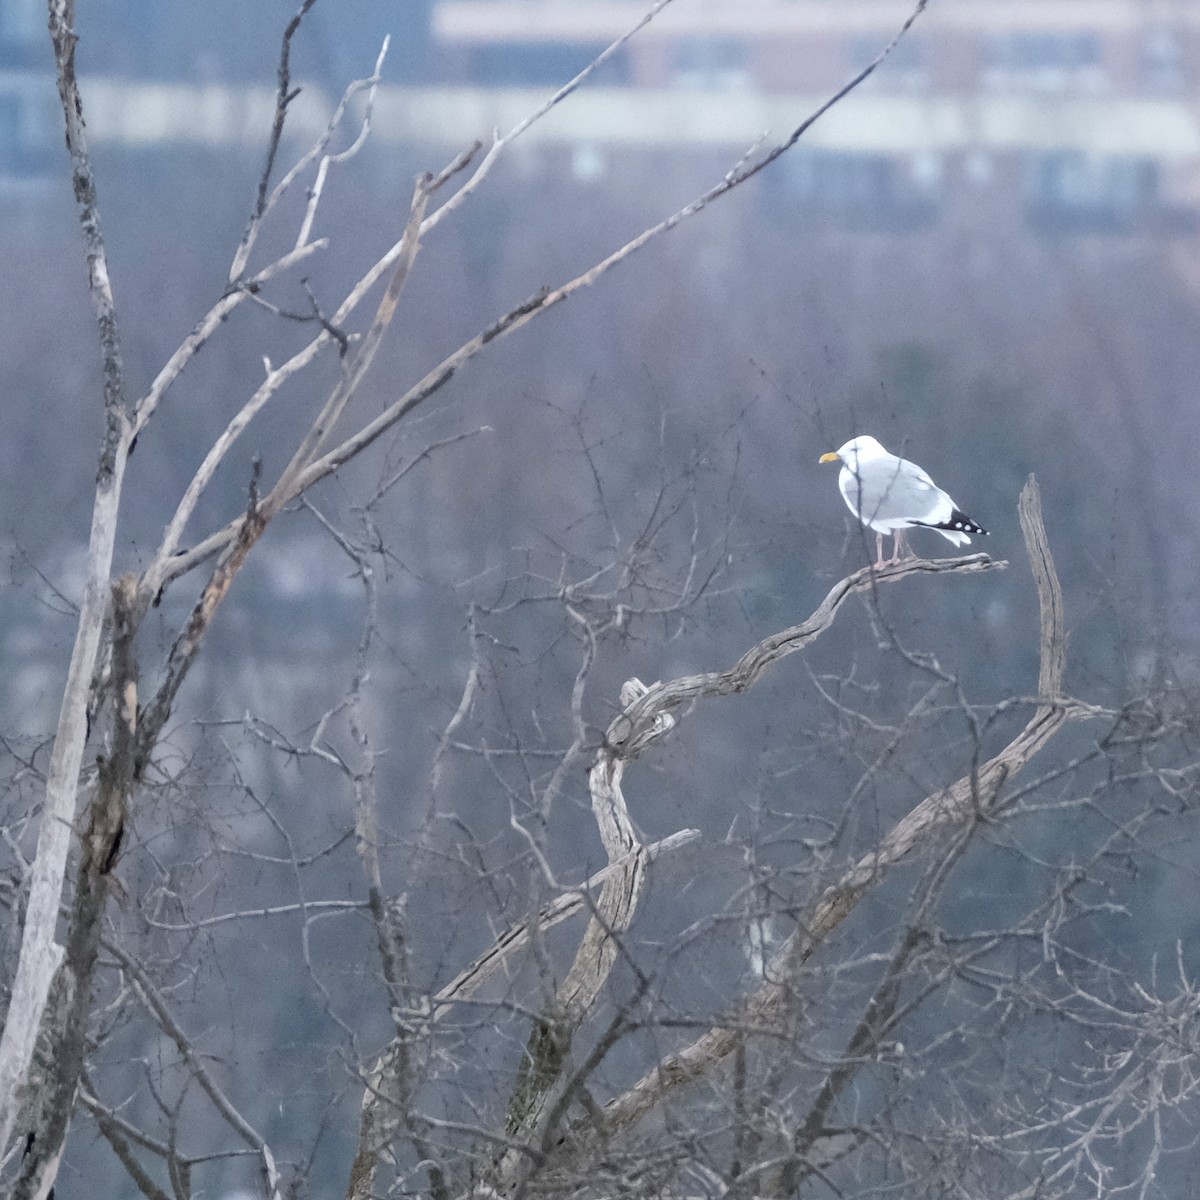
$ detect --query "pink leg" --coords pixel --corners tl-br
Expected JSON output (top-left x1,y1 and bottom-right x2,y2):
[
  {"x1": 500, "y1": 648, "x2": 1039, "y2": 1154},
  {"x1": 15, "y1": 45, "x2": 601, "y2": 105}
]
[{"x1": 875, "y1": 531, "x2": 886, "y2": 567}]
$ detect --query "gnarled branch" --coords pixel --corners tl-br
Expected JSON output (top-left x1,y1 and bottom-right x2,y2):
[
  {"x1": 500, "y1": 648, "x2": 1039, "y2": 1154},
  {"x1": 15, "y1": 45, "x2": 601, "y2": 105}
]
[{"x1": 565, "y1": 478, "x2": 1075, "y2": 1164}]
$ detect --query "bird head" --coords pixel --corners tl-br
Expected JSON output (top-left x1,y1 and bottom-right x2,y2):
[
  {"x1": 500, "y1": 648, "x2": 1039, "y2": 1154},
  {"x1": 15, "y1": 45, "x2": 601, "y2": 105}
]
[{"x1": 818, "y1": 435, "x2": 888, "y2": 467}]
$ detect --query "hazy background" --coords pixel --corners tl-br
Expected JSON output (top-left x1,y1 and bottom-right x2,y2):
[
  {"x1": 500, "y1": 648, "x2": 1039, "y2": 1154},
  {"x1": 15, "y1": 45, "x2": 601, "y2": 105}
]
[{"x1": 4, "y1": 2, "x2": 1200, "y2": 1195}]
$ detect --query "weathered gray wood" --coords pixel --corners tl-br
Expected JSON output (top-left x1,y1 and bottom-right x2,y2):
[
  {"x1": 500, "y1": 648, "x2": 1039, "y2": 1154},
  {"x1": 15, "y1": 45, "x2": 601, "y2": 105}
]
[
  {"x1": 575, "y1": 479, "x2": 1069, "y2": 1157},
  {"x1": 346, "y1": 827, "x2": 699, "y2": 1200},
  {"x1": 488, "y1": 553, "x2": 1006, "y2": 1193},
  {"x1": 605, "y1": 554, "x2": 1004, "y2": 760},
  {"x1": 432, "y1": 827, "x2": 699, "y2": 1022},
  {"x1": 0, "y1": 0, "x2": 133, "y2": 1160}
]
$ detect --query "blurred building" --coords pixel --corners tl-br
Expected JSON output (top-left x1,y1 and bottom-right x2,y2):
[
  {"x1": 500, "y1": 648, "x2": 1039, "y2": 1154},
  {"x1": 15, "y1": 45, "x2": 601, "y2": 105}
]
[
  {"x1": 433, "y1": 0, "x2": 1197, "y2": 98},
  {"x1": 0, "y1": 0, "x2": 57, "y2": 183},
  {"x1": 0, "y1": 0, "x2": 432, "y2": 186},
  {"x1": 3, "y1": 0, "x2": 1199, "y2": 233},
  {"x1": 426, "y1": 0, "x2": 1200, "y2": 232}
]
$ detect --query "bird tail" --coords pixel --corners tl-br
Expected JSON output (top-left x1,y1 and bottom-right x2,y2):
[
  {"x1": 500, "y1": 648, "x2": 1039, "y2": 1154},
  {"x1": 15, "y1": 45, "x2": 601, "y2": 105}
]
[{"x1": 915, "y1": 509, "x2": 988, "y2": 548}]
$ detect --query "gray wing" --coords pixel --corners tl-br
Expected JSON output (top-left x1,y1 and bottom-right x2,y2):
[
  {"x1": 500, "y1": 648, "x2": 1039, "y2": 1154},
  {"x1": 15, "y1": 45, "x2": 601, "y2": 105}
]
[{"x1": 839, "y1": 453, "x2": 954, "y2": 528}]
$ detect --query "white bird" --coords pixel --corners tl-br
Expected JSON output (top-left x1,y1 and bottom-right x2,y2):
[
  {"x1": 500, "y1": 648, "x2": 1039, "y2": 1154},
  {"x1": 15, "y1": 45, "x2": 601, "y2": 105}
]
[{"x1": 818, "y1": 435, "x2": 988, "y2": 567}]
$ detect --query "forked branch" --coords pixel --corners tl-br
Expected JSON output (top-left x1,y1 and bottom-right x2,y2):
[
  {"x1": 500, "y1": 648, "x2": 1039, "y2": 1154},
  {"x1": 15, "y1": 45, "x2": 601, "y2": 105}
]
[
  {"x1": 559, "y1": 478, "x2": 1077, "y2": 1165},
  {"x1": 466, "y1": 551, "x2": 1005, "y2": 1195},
  {"x1": 606, "y1": 553, "x2": 1004, "y2": 759},
  {"x1": 148, "y1": 0, "x2": 933, "y2": 599}
]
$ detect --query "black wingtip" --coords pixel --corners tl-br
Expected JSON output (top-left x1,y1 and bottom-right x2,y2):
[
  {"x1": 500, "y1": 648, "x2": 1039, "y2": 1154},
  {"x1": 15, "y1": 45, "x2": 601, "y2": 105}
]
[{"x1": 932, "y1": 508, "x2": 987, "y2": 537}]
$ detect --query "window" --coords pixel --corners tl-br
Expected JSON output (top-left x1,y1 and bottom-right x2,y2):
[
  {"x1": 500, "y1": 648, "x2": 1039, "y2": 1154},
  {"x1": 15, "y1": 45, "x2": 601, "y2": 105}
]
[
  {"x1": 1025, "y1": 152, "x2": 1157, "y2": 232},
  {"x1": 772, "y1": 150, "x2": 941, "y2": 230},
  {"x1": 983, "y1": 32, "x2": 1104, "y2": 92},
  {"x1": 671, "y1": 38, "x2": 751, "y2": 92},
  {"x1": 1144, "y1": 30, "x2": 1184, "y2": 95}
]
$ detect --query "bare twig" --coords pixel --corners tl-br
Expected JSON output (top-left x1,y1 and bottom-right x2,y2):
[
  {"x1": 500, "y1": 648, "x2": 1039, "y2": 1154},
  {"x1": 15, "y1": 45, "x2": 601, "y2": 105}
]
[
  {"x1": 421, "y1": 0, "x2": 679, "y2": 237},
  {"x1": 147, "y1": 0, "x2": 934, "y2": 598},
  {"x1": 229, "y1": 0, "x2": 322, "y2": 282},
  {"x1": 567, "y1": 479, "x2": 1075, "y2": 1162},
  {"x1": 105, "y1": 940, "x2": 282, "y2": 1197},
  {"x1": 295, "y1": 36, "x2": 391, "y2": 250}
]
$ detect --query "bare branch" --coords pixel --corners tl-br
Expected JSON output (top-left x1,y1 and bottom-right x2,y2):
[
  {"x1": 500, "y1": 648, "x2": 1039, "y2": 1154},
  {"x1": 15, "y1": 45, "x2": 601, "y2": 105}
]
[
  {"x1": 84, "y1": 1093, "x2": 174, "y2": 1200},
  {"x1": 265, "y1": 175, "x2": 433, "y2": 514},
  {"x1": 12, "y1": 576, "x2": 141, "y2": 1196},
  {"x1": 229, "y1": 0, "x2": 322, "y2": 282},
  {"x1": 132, "y1": 240, "x2": 325, "y2": 442},
  {"x1": 345, "y1": 827, "x2": 698, "y2": 1200},
  {"x1": 421, "y1": 0, "x2": 680, "y2": 237},
  {"x1": 571, "y1": 479, "x2": 1072, "y2": 1161},
  {"x1": 495, "y1": 760, "x2": 648, "y2": 1189},
  {"x1": 0, "y1": 0, "x2": 135, "y2": 1156},
  {"x1": 105, "y1": 939, "x2": 281, "y2": 1194},
  {"x1": 295, "y1": 36, "x2": 391, "y2": 250},
  {"x1": 146, "y1": 0, "x2": 934, "y2": 595},
  {"x1": 606, "y1": 554, "x2": 1005, "y2": 760},
  {"x1": 433, "y1": 829, "x2": 699, "y2": 1022}
]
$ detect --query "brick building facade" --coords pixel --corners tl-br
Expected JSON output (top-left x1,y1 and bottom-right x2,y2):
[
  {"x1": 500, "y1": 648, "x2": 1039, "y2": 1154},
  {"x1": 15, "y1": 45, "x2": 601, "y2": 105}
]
[{"x1": 433, "y1": 0, "x2": 1198, "y2": 99}]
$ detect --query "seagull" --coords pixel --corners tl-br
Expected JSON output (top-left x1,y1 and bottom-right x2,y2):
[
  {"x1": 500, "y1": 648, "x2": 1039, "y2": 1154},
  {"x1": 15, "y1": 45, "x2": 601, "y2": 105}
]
[{"x1": 818, "y1": 435, "x2": 988, "y2": 567}]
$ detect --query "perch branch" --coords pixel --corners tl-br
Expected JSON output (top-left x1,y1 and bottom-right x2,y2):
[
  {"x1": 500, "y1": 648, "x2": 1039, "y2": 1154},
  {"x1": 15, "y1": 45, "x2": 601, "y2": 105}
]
[
  {"x1": 606, "y1": 554, "x2": 1005, "y2": 759},
  {"x1": 491, "y1": 552, "x2": 997, "y2": 1191},
  {"x1": 566, "y1": 479, "x2": 1073, "y2": 1161}
]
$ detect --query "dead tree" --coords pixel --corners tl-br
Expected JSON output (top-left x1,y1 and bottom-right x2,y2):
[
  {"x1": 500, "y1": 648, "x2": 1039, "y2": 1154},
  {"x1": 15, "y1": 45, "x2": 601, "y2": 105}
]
[{"x1": 5, "y1": 3, "x2": 1200, "y2": 1200}]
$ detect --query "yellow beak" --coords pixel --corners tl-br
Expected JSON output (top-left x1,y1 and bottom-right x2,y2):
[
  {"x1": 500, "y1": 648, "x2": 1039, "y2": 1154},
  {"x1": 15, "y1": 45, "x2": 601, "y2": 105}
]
[{"x1": 818, "y1": 452, "x2": 840, "y2": 464}]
